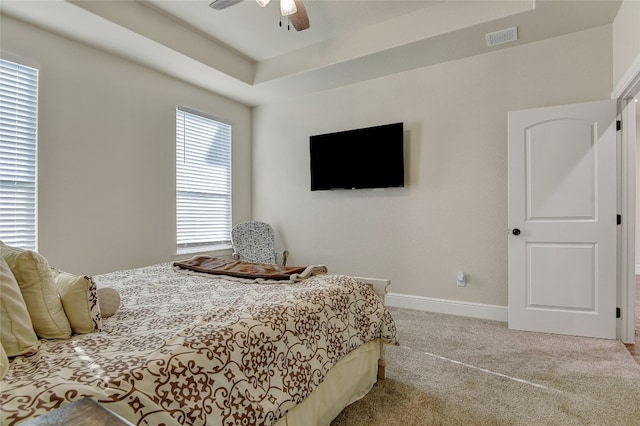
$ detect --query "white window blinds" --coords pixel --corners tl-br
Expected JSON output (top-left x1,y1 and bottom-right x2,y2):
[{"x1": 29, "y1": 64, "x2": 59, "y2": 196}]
[
  {"x1": 176, "y1": 107, "x2": 232, "y2": 254},
  {"x1": 0, "y1": 59, "x2": 38, "y2": 250}
]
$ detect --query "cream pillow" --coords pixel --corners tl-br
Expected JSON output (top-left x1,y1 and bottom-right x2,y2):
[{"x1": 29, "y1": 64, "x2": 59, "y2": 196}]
[
  {"x1": 53, "y1": 269, "x2": 103, "y2": 334},
  {"x1": 0, "y1": 343, "x2": 9, "y2": 380},
  {"x1": 97, "y1": 288, "x2": 121, "y2": 318},
  {"x1": 0, "y1": 257, "x2": 39, "y2": 356},
  {"x1": 0, "y1": 244, "x2": 71, "y2": 339}
]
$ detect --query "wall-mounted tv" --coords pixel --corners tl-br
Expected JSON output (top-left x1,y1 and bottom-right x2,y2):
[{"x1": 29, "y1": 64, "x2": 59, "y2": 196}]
[
  {"x1": 309, "y1": 123, "x2": 404, "y2": 191},
  {"x1": 310, "y1": 122, "x2": 404, "y2": 191}
]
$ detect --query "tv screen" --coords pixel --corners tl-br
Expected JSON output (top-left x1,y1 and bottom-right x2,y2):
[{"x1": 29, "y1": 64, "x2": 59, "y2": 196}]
[{"x1": 310, "y1": 122, "x2": 404, "y2": 191}]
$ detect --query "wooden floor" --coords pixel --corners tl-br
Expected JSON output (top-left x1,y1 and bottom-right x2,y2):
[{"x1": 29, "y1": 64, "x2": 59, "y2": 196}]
[{"x1": 622, "y1": 277, "x2": 640, "y2": 365}]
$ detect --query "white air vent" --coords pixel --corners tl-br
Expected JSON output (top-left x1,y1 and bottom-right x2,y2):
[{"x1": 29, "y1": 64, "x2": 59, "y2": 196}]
[{"x1": 486, "y1": 27, "x2": 518, "y2": 47}]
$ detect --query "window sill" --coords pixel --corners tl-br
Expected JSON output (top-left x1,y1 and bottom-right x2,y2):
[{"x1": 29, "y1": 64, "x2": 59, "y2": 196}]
[{"x1": 175, "y1": 245, "x2": 233, "y2": 260}]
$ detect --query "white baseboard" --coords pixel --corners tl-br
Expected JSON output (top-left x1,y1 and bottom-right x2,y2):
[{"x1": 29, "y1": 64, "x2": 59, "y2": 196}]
[
  {"x1": 385, "y1": 293, "x2": 508, "y2": 322},
  {"x1": 635, "y1": 264, "x2": 640, "y2": 275}
]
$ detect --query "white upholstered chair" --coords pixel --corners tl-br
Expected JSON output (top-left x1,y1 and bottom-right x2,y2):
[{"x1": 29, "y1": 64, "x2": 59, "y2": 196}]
[{"x1": 231, "y1": 221, "x2": 289, "y2": 266}]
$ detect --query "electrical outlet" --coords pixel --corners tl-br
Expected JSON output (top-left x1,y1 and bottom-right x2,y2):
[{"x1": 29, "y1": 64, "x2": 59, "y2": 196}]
[{"x1": 456, "y1": 271, "x2": 466, "y2": 287}]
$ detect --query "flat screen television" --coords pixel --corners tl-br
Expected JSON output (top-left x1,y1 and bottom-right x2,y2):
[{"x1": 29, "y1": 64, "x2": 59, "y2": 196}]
[{"x1": 309, "y1": 122, "x2": 404, "y2": 191}]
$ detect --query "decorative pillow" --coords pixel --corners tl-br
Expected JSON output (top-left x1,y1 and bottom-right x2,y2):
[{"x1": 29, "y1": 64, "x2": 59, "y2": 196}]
[
  {"x1": 97, "y1": 288, "x2": 121, "y2": 318},
  {"x1": 0, "y1": 244, "x2": 71, "y2": 339},
  {"x1": 0, "y1": 343, "x2": 9, "y2": 380},
  {"x1": 52, "y1": 269, "x2": 103, "y2": 334},
  {"x1": 0, "y1": 257, "x2": 39, "y2": 357}
]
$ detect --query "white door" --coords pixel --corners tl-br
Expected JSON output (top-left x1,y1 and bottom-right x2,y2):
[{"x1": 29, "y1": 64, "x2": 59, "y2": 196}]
[{"x1": 508, "y1": 100, "x2": 617, "y2": 339}]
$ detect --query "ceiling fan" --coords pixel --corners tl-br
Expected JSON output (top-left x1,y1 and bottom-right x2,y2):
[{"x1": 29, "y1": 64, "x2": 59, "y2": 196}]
[{"x1": 209, "y1": 0, "x2": 310, "y2": 31}]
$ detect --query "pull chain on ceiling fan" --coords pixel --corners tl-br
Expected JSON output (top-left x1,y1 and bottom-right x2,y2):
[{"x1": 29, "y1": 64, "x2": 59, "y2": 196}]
[{"x1": 209, "y1": 0, "x2": 310, "y2": 31}]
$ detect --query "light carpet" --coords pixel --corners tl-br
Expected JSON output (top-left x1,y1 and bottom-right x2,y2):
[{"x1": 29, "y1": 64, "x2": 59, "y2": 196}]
[{"x1": 332, "y1": 307, "x2": 640, "y2": 425}]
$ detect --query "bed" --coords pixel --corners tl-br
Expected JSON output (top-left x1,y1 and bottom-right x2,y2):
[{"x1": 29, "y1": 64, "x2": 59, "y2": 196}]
[{"x1": 0, "y1": 259, "x2": 397, "y2": 425}]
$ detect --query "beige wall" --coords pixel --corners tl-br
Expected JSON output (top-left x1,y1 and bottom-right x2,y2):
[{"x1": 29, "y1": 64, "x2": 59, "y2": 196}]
[
  {"x1": 0, "y1": 13, "x2": 616, "y2": 307},
  {"x1": 612, "y1": 0, "x2": 640, "y2": 90},
  {"x1": 253, "y1": 26, "x2": 613, "y2": 307},
  {"x1": 0, "y1": 16, "x2": 252, "y2": 276}
]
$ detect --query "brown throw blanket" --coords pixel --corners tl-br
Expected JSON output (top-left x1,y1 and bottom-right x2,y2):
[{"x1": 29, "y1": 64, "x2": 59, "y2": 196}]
[{"x1": 173, "y1": 256, "x2": 327, "y2": 281}]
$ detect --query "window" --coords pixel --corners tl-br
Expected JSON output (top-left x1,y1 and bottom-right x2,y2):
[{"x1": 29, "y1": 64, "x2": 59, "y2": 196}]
[
  {"x1": 0, "y1": 58, "x2": 39, "y2": 250},
  {"x1": 176, "y1": 107, "x2": 232, "y2": 254}
]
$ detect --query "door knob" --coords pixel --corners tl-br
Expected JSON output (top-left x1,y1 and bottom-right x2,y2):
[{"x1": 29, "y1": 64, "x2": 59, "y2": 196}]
[{"x1": 512, "y1": 228, "x2": 521, "y2": 236}]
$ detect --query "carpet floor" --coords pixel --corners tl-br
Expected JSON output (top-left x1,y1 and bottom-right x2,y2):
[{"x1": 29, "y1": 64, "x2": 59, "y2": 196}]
[{"x1": 332, "y1": 307, "x2": 640, "y2": 425}]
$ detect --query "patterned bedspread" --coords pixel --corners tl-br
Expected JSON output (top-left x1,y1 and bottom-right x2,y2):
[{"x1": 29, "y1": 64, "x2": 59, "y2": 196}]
[{"x1": 1, "y1": 262, "x2": 397, "y2": 425}]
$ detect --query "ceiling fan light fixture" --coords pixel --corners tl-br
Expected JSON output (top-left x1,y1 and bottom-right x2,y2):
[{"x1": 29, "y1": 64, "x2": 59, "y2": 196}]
[
  {"x1": 209, "y1": 0, "x2": 242, "y2": 10},
  {"x1": 256, "y1": 0, "x2": 271, "y2": 7},
  {"x1": 280, "y1": 0, "x2": 297, "y2": 16}
]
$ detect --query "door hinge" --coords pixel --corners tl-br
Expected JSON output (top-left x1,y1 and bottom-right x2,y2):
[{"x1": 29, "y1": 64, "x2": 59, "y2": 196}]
[
  {"x1": 616, "y1": 120, "x2": 621, "y2": 131},
  {"x1": 617, "y1": 214, "x2": 622, "y2": 225},
  {"x1": 616, "y1": 307, "x2": 621, "y2": 318}
]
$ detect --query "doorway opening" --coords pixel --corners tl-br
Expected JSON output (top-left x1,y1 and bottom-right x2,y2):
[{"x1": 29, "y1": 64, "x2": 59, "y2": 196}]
[{"x1": 625, "y1": 277, "x2": 640, "y2": 362}]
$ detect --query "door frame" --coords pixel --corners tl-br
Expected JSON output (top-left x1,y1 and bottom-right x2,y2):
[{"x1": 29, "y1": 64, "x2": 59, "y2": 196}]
[{"x1": 614, "y1": 54, "x2": 640, "y2": 343}]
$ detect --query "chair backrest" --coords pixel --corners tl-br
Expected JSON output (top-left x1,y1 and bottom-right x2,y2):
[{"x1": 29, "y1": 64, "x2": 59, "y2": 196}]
[{"x1": 231, "y1": 221, "x2": 277, "y2": 264}]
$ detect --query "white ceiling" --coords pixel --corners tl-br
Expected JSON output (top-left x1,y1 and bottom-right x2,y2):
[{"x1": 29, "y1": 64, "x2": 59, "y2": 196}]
[
  {"x1": 150, "y1": 0, "x2": 445, "y2": 62},
  {"x1": 0, "y1": 0, "x2": 623, "y2": 106}
]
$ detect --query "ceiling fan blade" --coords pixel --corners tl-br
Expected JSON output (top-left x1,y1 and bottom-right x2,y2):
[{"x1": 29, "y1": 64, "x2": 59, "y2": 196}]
[
  {"x1": 209, "y1": 0, "x2": 243, "y2": 11},
  {"x1": 289, "y1": 0, "x2": 310, "y2": 31}
]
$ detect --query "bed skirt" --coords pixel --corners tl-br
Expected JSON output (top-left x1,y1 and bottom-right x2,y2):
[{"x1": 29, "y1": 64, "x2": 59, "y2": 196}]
[{"x1": 274, "y1": 339, "x2": 381, "y2": 425}]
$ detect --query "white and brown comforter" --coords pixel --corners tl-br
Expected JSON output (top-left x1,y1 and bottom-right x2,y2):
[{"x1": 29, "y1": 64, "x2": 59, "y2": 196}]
[{"x1": 1, "y1": 262, "x2": 397, "y2": 425}]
